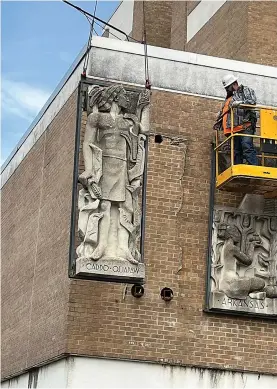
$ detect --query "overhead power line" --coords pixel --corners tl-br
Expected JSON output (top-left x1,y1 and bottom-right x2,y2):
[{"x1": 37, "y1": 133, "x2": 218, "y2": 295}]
[
  {"x1": 62, "y1": 0, "x2": 151, "y2": 89},
  {"x1": 83, "y1": 0, "x2": 98, "y2": 74},
  {"x1": 62, "y1": 0, "x2": 140, "y2": 43}
]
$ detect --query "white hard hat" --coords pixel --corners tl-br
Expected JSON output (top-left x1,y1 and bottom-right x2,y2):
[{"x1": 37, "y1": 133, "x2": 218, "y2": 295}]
[{"x1": 222, "y1": 74, "x2": 238, "y2": 88}]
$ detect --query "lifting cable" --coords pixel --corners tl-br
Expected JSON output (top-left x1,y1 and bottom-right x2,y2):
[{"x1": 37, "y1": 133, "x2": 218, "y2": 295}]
[
  {"x1": 142, "y1": 1, "x2": 151, "y2": 90},
  {"x1": 62, "y1": 0, "x2": 140, "y2": 43},
  {"x1": 82, "y1": 0, "x2": 98, "y2": 77},
  {"x1": 62, "y1": 0, "x2": 151, "y2": 89}
]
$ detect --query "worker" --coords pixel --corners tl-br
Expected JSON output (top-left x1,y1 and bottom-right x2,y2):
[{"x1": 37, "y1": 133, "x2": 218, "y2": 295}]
[{"x1": 215, "y1": 74, "x2": 258, "y2": 165}]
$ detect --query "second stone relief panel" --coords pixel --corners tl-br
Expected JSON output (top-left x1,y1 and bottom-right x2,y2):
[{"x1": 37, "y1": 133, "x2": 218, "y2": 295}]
[{"x1": 208, "y1": 207, "x2": 277, "y2": 316}]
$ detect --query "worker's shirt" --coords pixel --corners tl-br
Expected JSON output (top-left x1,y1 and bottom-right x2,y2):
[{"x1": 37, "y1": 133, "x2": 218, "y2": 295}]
[
  {"x1": 222, "y1": 97, "x2": 232, "y2": 134},
  {"x1": 220, "y1": 85, "x2": 256, "y2": 134},
  {"x1": 227, "y1": 85, "x2": 256, "y2": 131},
  {"x1": 223, "y1": 97, "x2": 250, "y2": 134}
]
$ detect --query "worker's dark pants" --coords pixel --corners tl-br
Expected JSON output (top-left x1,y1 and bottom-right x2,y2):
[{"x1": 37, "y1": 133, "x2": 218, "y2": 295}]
[{"x1": 234, "y1": 127, "x2": 257, "y2": 165}]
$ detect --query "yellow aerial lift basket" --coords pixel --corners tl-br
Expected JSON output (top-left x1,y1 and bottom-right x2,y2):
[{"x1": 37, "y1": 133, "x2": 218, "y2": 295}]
[{"x1": 214, "y1": 104, "x2": 277, "y2": 198}]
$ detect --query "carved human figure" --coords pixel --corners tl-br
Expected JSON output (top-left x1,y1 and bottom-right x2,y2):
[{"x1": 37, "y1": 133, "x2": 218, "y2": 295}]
[
  {"x1": 77, "y1": 85, "x2": 150, "y2": 264},
  {"x1": 264, "y1": 226, "x2": 277, "y2": 298},
  {"x1": 218, "y1": 224, "x2": 265, "y2": 299}
]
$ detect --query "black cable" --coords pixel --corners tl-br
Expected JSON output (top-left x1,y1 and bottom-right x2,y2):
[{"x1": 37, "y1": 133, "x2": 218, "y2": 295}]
[
  {"x1": 82, "y1": 12, "x2": 122, "y2": 41},
  {"x1": 104, "y1": 29, "x2": 121, "y2": 40},
  {"x1": 142, "y1": 1, "x2": 151, "y2": 89},
  {"x1": 62, "y1": 0, "x2": 140, "y2": 43},
  {"x1": 91, "y1": 16, "x2": 137, "y2": 42},
  {"x1": 83, "y1": 0, "x2": 98, "y2": 75},
  {"x1": 93, "y1": 28, "x2": 99, "y2": 36},
  {"x1": 84, "y1": 13, "x2": 93, "y2": 26},
  {"x1": 83, "y1": 14, "x2": 99, "y2": 36},
  {"x1": 63, "y1": 0, "x2": 148, "y2": 81},
  {"x1": 93, "y1": 20, "x2": 121, "y2": 40},
  {"x1": 142, "y1": 1, "x2": 146, "y2": 43}
]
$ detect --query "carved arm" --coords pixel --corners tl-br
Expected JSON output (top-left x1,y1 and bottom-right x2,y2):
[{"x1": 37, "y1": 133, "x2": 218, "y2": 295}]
[
  {"x1": 137, "y1": 89, "x2": 150, "y2": 135},
  {"x1": 79, "y1": 113, "x2": 101, "y2": 187},
  {"x1": 233, "y1": 246, "x2": 252, "y2": 266},
  {"x1": 140, "y1": 105, "x2": 150, "y2": 135}
]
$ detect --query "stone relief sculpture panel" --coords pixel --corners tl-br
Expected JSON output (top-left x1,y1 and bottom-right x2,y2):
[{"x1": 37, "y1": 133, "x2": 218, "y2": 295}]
[
  {"x1": 75, "y1": 84, "x2": 150, "y2": 281},
  {"x1": 209, "y1": 207, "x2": 277, "y2": 316}
]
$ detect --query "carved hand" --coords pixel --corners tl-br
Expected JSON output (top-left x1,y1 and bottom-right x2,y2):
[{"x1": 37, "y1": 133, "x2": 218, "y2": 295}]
[
  {"x1": 249, "y1": 234, "x2": 262, "y2": 246},
  {"x1": 88, "y1": 179, "x2": 102, "y2": 200},
  {"x1": 79, "y1": 170, "x2": 94, "y2": 187},
  {"x1": 137, "y1": 89, "x2": 151, "y2": 109}
]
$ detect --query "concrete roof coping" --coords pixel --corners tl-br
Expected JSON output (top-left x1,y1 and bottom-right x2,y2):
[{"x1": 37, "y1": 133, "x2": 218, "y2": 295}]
[{"x1": 91, "y1": 36, "x2": 277, "y2": 79}]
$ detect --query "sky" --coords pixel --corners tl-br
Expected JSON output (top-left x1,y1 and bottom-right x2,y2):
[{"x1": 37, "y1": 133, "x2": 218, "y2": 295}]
[{"x1": 1, "y1": 0, "x2": 119, "y2": 167}]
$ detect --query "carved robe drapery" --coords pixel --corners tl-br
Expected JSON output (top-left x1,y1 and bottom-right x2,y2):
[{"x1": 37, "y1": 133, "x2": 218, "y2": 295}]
[{"x1": 75, "y1": 85, "x2": 149, "y2": 280}]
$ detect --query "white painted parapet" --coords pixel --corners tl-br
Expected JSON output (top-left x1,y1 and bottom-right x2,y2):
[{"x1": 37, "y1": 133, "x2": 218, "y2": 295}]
[
  {"x1": 87, "y1": 37, "x2": 277, "y2": 107},
  {"x1": 2, "y1": 356, "x2": 277, "y2": 388}
]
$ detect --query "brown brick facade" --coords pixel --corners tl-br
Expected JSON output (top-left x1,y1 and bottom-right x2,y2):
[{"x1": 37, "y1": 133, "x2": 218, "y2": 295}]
[
  {"x1": 185, "y1": 1, "x2": 277, "y2": 66},
  {"x1": 170, "y1": 2, "x2": 187, "y2": 50},
  {"x1": 2, "y1": 88, "x2": 276, "y2": 380},
  {"x1": 132, "y1": 1, "x2": 174, "y2": 48},
  {"x1": 186, "y1": 1, "x2": 201, "y2": 16},
  {"x1": 1, "y1": 91, "x2": 78, "y2": 378},
  {"x1": 185, "y1": 1, "x2": 249, "y2": 63},
  {"x1": 67, "y1": 90, "x2": 275, "y2": 375},
  {"x1": 133, "y1": 1, "x2": 277, "y2": 66},
  {"x1": 247, "y1": 1, "x2": 277, "y2": 67}
]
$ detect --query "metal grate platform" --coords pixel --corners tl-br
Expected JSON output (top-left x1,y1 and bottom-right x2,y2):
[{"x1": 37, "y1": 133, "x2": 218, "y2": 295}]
[{"x1": 216, "y1": 165, "x2": 277, "y2": 197}]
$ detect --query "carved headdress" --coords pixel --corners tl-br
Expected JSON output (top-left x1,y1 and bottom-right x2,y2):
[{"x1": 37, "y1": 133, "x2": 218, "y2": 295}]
[
  {"x1": 225, "y1": 224, "x2": 241, "y2": 243},
  {"x1": 88, "y1": 85, "x2": 127, "y2": 112},
  {"x1": 218, "y1": 223, "x2": 241, "y2": 243}
]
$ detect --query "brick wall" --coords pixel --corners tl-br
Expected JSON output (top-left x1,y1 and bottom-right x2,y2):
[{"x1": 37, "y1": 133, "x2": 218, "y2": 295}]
[
  {"x1": 2, "y1": 87, "x2": 276, "y2": 379},
  {"x1": 186, "y1": 1, "x2": 249, "y2": 62},
  {"x1": 67, "y1": 90, "x2": 276, "y2": 375},
  {"x1": 186, "y1": 1, "x2": 277, "y2": 66},
  {"x1": 132, "y1": 1, "x2": 174, "y2": 48},
  {"x1": 170, "y1": 2, "x2": 187, "y2": 50},
  {"x1": 132, "y1": 1, "x2": 277, "y2": 66},
  {"x1": 1, "y1": 90, "x2": 78, "y2": 379},
  {"x1": 132, "y1": 1, "x2": 144, "y2": 42},
  {"x1": 186, "y1": 1, "x2": 201, "y2": 15},
  {"x1": 247, "y1": 1, "x2": 277, "y2": 67}
]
